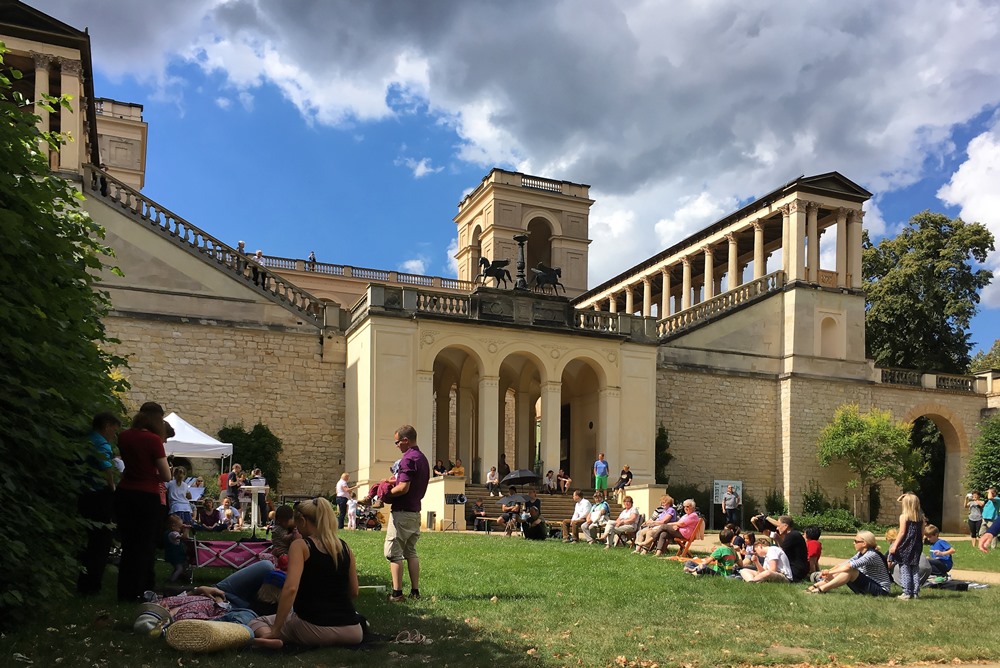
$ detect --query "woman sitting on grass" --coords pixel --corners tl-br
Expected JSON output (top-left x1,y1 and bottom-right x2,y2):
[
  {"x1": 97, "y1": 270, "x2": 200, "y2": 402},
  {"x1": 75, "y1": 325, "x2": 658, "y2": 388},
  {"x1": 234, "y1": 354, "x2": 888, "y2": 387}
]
[
  {"x1": 249, "y1": 497, "x2": 363, "y2": 648},
  {"x1": 806, "y1": 530, "x2": 891, "y2": 596}
]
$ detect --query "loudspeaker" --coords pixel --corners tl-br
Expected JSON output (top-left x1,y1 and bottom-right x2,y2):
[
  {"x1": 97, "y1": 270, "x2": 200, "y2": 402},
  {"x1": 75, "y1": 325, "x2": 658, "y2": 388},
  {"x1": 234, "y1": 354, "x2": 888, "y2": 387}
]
[{"x1": 445, "y1": 493, "x2": 467, "y2": 505}]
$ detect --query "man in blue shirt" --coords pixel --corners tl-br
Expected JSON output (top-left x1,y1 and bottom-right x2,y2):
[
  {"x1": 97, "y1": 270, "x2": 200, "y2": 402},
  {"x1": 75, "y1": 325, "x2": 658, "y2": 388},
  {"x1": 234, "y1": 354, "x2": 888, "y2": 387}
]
[
  {"x1": 77, "y1": 411, "x2": 120, "y2": 595},
  {"x1": 593, "y1": 453, "x2": 610, "y2": 491}
]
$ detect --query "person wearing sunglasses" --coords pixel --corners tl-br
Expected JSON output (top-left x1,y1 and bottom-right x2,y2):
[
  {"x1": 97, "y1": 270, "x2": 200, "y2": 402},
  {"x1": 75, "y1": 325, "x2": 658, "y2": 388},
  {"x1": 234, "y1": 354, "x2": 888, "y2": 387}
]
[
  {"x1": 380, "y1": 425, "x2": 430, "y2": 602},
  {"x1": 805, "y1": 531, "x2": 892, "y2": 596}
]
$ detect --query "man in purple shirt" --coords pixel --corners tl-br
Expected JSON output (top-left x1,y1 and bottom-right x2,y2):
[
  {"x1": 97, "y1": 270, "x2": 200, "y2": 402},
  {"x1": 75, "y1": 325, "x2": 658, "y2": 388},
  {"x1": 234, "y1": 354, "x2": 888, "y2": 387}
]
[{"x1": 382, "y1": 424, "x2": 430, "y2": 602}]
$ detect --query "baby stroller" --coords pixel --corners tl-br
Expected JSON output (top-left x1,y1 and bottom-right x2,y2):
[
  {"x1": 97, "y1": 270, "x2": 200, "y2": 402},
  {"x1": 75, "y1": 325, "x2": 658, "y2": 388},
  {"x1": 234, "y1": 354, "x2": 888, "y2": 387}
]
[{"x1": 356, "y1": 505, "x2": 383, "y2": 531}]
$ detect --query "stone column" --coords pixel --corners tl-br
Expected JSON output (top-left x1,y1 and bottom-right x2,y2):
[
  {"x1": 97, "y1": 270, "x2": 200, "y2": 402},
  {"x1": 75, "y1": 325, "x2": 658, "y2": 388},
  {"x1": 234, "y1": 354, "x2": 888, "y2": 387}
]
[
  {"x1": 660, "y1": 269, "x2": 671, "y2": 318},
  {"x1": 539, "y1": 381, "x2": 562, "y2": 477},
  {"x1": 477, "y1": 376, "x2": 500, "y2": 474},
  {"x1": 435, "y1": 383, "x2": 451, "y2": 462},
  {"x1": 681, "y1": 257, "x2": 692, "y2": 310},
  {"x1": 807, "y1": 202, "x2": 819, "y2": 283},
  {"x1": 753, "y1": 219, "x2": 766, "y2": 279},
  {"x1": 836, "y1": 207, "x2": 848, "y2": 287},
  {"x1": 457, "y1": 387, "x2": 475, "y2": 478},
  {"x1": 598, "y1": 387, "x2": 621, "y2": 474},
  {"x1": 641, "y1": 277, "x2": 652, "y2": 317},
  {"x1": 608, "y1": 293, "x2": 617, "y2": 314},
  {"x1": 702, "y1": 246, "x2": 715, "y2": 300},
  {"x1": 780, "y1": 205, "x2": 790, "y2": 274},
  {"x1": 415, "y1": 371, "x2": 435, "y2": 457},
  {"x1": 727, "y1": 233, "x2": 740, "y2": 290},
  {"x1": 31, "y1": 52, "x2": 51, "y2": 157},
  {"x1": 496, "y1": 383, "x2": 508, "y2": 471},
  {"x1": 786, "y1": 199, "x2": 807, "y2": 281},
  {"x1": 625, "y1": 284, "x2": 635, "y2": 314},
  {"x1": 516, "y1": 390, "x2": 534, "y2": 469},
  {"x1": 848, "y1": 209, "x2": 864, "y2": 289},
  {"x1": 57, "y1": 57, "x2": 83, "y2": 173}
]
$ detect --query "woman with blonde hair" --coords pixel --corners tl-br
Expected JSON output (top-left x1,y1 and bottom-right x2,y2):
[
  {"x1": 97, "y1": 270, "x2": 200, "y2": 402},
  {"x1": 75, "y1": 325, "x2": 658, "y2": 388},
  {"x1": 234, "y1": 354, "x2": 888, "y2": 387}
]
[
  {"x1": 806, "y1": 530, "x2": 892, "y2": 596},
  {"x1": 250, "y1": 497, "x2": 362, "y2": 648},
  {"x1": 888, "y1": 492, "x2": 925, "y2": 600}
]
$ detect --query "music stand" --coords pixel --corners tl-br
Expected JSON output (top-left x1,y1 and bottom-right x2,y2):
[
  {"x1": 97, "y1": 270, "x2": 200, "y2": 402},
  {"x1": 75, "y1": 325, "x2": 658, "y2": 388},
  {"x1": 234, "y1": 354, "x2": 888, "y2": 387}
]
[{"x1": 443, "y1": 493, "x2": 466, "y2": 531}]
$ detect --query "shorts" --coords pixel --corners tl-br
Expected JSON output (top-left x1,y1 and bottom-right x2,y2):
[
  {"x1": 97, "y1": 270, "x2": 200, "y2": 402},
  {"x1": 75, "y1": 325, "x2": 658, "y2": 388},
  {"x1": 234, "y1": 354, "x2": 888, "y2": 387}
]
[
  {"x1": 847, "y1": 571, "x2": 891, "y2": 597},
  {"x1": 595, "y1": 475, "x2": 608, "y2": 490},
  {"x1": 384, "y1": 510, "x2": 421, "y2": 563}
]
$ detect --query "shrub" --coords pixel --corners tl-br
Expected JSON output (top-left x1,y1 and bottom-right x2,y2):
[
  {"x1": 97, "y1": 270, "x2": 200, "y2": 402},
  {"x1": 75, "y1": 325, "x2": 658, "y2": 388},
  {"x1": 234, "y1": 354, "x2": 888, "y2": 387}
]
[
  {"x1": 764, "y1": 488, "x2": 788, "y2": 515},
  {"x1": 741, "y1": 490, "x2": 760, "y2": 517},
  {"x1": 654, "y1": 423, "x2": 673, "y2": 485},
  {"x1": 790, "y1": 508, "x2": 890, "y2": 534},
  {"x1": 666, "y1": 482, "x2": 710, "y2": 517},
  {"x1": 966, "y1": 412, "x2": 1000, "y2": 493},
  {"x1": 218, "y1": 422, "x2": 283, "y2": 491},
  {"x1": 801, "y1": 480, "x2": 830, "y2": 515}
]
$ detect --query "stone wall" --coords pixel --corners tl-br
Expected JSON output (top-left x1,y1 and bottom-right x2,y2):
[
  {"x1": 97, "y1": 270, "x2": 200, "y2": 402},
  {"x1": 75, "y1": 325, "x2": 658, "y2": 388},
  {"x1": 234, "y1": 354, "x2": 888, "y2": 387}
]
[{"x1": 106, "y1": 314, "x2": 346, "y2": 496}]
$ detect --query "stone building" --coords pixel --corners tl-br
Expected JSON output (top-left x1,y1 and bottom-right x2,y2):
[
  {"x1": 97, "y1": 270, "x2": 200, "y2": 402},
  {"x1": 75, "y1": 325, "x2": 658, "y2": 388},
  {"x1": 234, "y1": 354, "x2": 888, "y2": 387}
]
[{"x1": 4, "y1": 1, "x2": 998, "y2": 531}]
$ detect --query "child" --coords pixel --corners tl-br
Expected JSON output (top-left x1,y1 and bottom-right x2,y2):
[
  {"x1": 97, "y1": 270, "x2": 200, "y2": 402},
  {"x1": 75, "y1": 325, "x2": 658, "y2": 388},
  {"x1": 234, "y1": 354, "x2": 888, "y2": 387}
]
[
  {"x1": 888, "y1": 492, "x2": 925, "y2": 600},
  {"x1": 727, "y1": 523, "x2": 745, "y2": 553},
  {"x1": 361, "y1": 459, "x2": 401, "y2": 507},
  {"x1": 164, "y1": 514, "x2": 189, "y2": 582},
  {"x1": 805, "y1": 525, "x2": 823, "y2": 580},
  {"x1": 684, "y1": 528, "x2": 742, "y2": 576},
  {"x1": 347, "y1": 492, "x2": 358, "y2": 530},
  {"x1": 270, "y1": 504, "x2": 298, "y2": 571},
  {"x1": 967, "y1": 491, "x2": 984, "y2": 545},
  {"x1": 924, "y1": 524, "x2": 955, "y2": 578}
]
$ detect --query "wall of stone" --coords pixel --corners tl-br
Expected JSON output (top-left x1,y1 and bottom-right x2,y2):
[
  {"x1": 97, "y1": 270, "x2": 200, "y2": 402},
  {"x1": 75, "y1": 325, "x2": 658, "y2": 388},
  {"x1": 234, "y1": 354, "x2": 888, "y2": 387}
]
[
  {"x1": 656, "y1": 365, "x2": 779, "y2": 511},
  {"x1": 105, "y1": 315, "x2": 346, "y2": 497}
]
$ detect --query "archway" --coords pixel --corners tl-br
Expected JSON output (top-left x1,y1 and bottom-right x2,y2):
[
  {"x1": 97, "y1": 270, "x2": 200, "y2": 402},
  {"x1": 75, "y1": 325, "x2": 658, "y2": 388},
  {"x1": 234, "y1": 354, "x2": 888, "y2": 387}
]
[
  {"x1": 498, "y1": 352, "x2": 543, "y2": 475},
  {"x1": 901, "y1": 405, "x2": 970, "y2": 532},
  {"x1": 526, "y1": 217, "x2": 553, "y2": 271},
  {"x1": 431, "y1": 345, "x2": 482, "y2": 480},
  {"x1": 560, "y1": 358, "x2": 604, "y2": 486}
]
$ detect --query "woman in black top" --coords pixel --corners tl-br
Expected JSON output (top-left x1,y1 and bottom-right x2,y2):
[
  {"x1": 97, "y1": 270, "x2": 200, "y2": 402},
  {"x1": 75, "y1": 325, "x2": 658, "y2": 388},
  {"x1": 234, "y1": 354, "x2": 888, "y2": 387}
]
[{"x1": 250, "y1": 497, "x2": 362, "y2": 647}]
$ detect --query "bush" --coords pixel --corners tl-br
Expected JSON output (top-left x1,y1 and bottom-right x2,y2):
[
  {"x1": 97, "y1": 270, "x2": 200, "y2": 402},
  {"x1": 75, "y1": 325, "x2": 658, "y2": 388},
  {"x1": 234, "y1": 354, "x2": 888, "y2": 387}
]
[
  {"x1": 0, "y1": 47, "x2": 126, "y2": 630},
  {"x1": 764, "y1": 488, "x2": 788, "y2": 515},
  {"x1": 741, "y1": 490, "x2": 760, "y2": 517},
  {"x1": 666, "y1": 482, "x2": 711, "y2": 517},
  {"x1": 966, "y1": 412, "x2": 1000, "y2": 493},
  {"x1": 654, "y1": 423, "x2": 673, "y2": 485},
  {"x1": 790, "y1": 508, "x2": 889, "y2": 534},
  {"x1": 801, "y1": 480, "x2": 831, "y2": 515},
  {"x1": 218, "y1": 422, "x2": 284, "y2": 491}
]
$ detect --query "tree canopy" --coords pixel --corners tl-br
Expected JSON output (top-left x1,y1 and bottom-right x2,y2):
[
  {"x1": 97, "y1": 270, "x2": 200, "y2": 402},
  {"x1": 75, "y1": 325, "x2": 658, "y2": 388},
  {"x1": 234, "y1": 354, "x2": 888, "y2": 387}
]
[
  {"x1": 970, "y1": 338, "x2": 1000, "y2": 373},
  {"x1": 0, "y1": 45, "x2": 125, "y2": 627},
  {"x1": 863, "y1": 211, "x2": 994, "y2": 374},
  {"x1": 966, "y1": 412, "x2": 1000, "y2": 494},
  {"x1": 218, "y1": 422, "x2": 284, "y2": 491},
  {"x1": 816, "y1": 404, "x2": 922, "y2": 521}
]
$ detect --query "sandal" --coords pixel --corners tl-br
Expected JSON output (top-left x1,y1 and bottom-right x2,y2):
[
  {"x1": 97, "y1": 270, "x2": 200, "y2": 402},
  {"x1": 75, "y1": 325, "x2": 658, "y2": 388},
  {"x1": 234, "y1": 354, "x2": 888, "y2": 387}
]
[{"x1": 804, "y1": 585, "x2": 825, "y2": 594}]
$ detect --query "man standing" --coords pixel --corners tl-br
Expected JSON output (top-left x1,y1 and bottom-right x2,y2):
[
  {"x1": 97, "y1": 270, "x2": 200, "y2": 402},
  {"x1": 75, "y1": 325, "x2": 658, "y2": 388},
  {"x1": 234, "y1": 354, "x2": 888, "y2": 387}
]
[
  {"x1": 227, "y1": 463, "x2": 243, "y2": 510},
  {"x1": 593, "y1": 452, "x2": 610, "y2": 492},
  {"x1": 721, "y1": 484, "x2": 741, "y2": 527},
  {"x1": 382, "y1": 424, "x2": 430, "y2": 602},
  {"x1": 77, "y1": 411, "x2": 120, "y2": 595}
]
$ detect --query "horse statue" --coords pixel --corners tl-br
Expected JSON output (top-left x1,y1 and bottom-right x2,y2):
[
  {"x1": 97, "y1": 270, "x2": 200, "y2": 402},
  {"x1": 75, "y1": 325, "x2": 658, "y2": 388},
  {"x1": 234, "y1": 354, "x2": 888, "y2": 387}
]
[
  {"x1": 478, "y1": 256, "x2": 512, "y2": 288},
  {"x1": 530, "y1": 263, "x2": 565, "y2": 294}
]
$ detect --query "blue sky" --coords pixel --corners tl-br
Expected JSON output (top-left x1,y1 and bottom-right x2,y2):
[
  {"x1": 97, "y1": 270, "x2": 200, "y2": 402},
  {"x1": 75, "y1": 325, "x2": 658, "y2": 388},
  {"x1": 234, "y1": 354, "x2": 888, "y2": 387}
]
[{"x1": 34, "y1": 0, "x2": 1000, "y2": 356}]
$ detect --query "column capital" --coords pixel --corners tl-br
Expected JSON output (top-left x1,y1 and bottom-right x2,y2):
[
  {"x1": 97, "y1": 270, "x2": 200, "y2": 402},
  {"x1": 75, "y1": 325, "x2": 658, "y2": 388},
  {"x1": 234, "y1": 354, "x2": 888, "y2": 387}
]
[
  {"x1": 778, "y1": 203, "x2": 791, "y2": 216},
  {"x1": 57, "y1": 57, "x2": 82, "y2": 76},
  {"x1": 660, "y1": 266, "x2": 672, "y2": 277},
  {"x1": 479, "y1": 375, "x2": 500, "y2": 389},
  {"x1": 725, "y1": 232, "x2": 738, "y2": 245},
  {"x1": 640, "y1": 275, "x2": 651, "y2": 286},
  {"x1": 789, "y1": 198, "x2": 808, "y2": 214},
  {"x1": 701, "y1": 244, "x2": 714, "y2": 256},
  {"x1": 599, "y1": 386, "x2": 622, "y2": 399},
  {"x1": 849, "y1": 209, "x2": 865, "y2": 224},
  {"x1": 752, "y1": 218, "x2": 766, "y2": 232},
  {"x1": 30, "y1": 51, "x2": 53, "y2": 70},
  {"x1": 836, "y1": 206, "x2": 849, "y2": 222},
  {"x1": 806, "y1": 201, "x2": 820, "y2": 214},
  {"x1": 681, "y1": 255, "x2": 692, "y2": 267},
  {"x1": 540, "y1": 381, "x2": 562, "y2": 393},
  {"x1": 416, "y1": 370, "x2": 435, "y2": 383}
]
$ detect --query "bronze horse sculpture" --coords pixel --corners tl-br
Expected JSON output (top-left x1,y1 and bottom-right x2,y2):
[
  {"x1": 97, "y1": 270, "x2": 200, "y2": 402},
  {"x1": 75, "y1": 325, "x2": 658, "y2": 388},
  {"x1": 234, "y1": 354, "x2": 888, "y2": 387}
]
[
  {"x1": 530, "y1": 263, "x2": 565, "y2": 294},
  {"x1": 478, "y1": 257, "x2": 513, "y2": 288}
]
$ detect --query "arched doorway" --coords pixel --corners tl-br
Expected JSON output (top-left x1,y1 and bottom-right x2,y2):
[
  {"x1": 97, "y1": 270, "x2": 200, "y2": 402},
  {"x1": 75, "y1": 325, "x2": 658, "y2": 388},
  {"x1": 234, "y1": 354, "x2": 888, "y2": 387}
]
[
  {"x1": 560, "y1": 358, "x2": 604, "y2": 486},
  {"x1": 526, "y1": 217, "x2": 553, "y2": 271},
  {"x1": 902, "y1": 405, "x2": 970, "y2": 533},
  {"x1": 431, "y1": 346, "x2": 482, "y2": 479}
]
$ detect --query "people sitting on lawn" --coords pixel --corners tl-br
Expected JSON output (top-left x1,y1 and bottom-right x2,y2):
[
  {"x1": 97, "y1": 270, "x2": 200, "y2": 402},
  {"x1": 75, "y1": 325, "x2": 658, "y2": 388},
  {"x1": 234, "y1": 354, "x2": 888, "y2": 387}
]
[
  {"x1": 751, "y1": 514, "x2": 809, "y2": 582},
  {"x1": 561, "y1": 490, "x2": 592, "y2": 542},
  {"x1": 924, "y1": 524, "x2": 955, "y2": 578},
  {"x1": 634, "y1": 495, "x2": 676, "y2": 554},
  {"x1": 193, "y1": 497, "x2": 225, "y2": 533},
  {"x1": 884, "y1": 527, "x2": 931, "y2": 589},
  {"x1": 740, "y1": 532, "x2": 757, "y2": 569},
  {"x1": 651, "y1": 498, "x2": 700, "y2": 556},
  {"x1": 582, "y1": 491, "x2": 611, "y2": 544},
  {"x1": 805, "y1": 525, "x2": 823, "y2": 581},
  {"x1": 521, "y1": 505, "x2": 547, "y2": 540},
  {"x1": 164, "y1": 513, "x2": 190, "y2": 582},
  {"x1": 556, "y1": 469, "x2": 572, "y2": 494},
  {"x1": 740, "y1": 537, "x2": 793, "y2": 583},
  {"x1": 601, "y1": 495, "x2": 639, "y2": 549},
  {"x1": 217, "y1": 497, "x2": 243, "y2": 530},
  {"x1": 270, "y1": 504, "x2": 299, "y2": 566},
  {"x1": 684, "y1": 527, "x2": 742, "y2": 576},
  {"x1": 543, "y1": 470, "x2": 558, "y2": 495},
  {"x1": 806, "y1": 530, "x2": 892, "y2": 596},
  {"x1": 360, "y1": 460, "x2": 400, "y2": 508}
]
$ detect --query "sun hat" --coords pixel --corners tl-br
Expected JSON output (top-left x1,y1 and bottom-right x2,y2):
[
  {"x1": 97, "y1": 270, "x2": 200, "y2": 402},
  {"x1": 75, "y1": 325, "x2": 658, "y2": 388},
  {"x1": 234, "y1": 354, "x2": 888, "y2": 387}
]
[
  {"x1": 133, "y1": 603, "x2": 171, "y2": 636},
  {"x1": 165, "y1": 619, "x2": 253, "y2": 652}
]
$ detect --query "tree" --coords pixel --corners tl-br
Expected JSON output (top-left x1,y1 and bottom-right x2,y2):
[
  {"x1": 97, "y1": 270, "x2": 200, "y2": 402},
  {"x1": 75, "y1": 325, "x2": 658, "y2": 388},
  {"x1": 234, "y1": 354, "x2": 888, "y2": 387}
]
[
  {"x1": 966, "y1": 412, "x2": 1000, "y2": 493},
  {"x1": 653, "y1": 422, "x2": 673, "y2": 484},
  {"x1": 0, "y1": 45, "x2": 125, "y2": 628},
  {"x1": 816, "y1": 404, "x2": 924, "y2": 521},
  {"x1": 218, "y1": 422, "x2": 284, "y2": 490},
  {"x1": 970, "y1": 338, "x2": 1000, "y2": 373},
  {"x1": 863, "y1": 211, "x2": 994, "y2": 374}
]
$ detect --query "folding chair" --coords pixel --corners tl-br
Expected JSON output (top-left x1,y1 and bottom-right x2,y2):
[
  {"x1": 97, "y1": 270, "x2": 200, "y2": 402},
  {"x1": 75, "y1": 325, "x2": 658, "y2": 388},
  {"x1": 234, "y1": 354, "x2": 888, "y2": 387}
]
[{"x1": 672, "y1": 517, "x2": 705, "y2": 558}]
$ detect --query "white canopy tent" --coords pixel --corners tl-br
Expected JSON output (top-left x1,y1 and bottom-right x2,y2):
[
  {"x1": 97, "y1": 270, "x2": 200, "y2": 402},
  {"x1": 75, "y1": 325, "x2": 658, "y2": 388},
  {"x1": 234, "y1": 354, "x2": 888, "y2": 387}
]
[{"x1": 164, "y1": 413, "x2": 233, "y2": 471}]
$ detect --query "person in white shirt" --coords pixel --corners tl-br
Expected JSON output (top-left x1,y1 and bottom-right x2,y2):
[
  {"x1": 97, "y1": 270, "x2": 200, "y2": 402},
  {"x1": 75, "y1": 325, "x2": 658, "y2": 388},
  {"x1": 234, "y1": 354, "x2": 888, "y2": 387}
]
[
  {"x1": 741, "y1": 537, "x2": 793, "y2": 582},
  {"x1": 601, "y1": 496, "x2": 640, "y2": 549},
  {"x1": 582, "y1": 491, "x2": 610, "y2": 544},
  {"x1": 166, "y1": 466, "x2": 193, "y2": 525},
  {"x1": 335, "y1": 472, "x2": 356, "y2": 529},
  {"x1": 560, "y1": 490, "x2": 592, "y2": 543},
  {"x1": 485, "y1": 466, "x2": 500, "y2": 496}
]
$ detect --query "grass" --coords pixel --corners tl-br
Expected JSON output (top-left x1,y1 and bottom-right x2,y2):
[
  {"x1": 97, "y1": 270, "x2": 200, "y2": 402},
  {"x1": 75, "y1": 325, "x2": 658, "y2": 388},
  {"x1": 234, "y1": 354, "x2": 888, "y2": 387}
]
[
  {"x1": 818, "y1": 534, "x2": 1000, "y2": 571},
  {"x1": 2, "y1": 530, "x2": 999, "y2": 667}
]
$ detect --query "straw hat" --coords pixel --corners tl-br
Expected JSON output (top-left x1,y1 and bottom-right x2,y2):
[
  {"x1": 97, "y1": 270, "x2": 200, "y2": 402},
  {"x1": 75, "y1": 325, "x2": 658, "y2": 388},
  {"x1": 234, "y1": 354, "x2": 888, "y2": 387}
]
[{"x1": 165, "y1": 619, "x2": 253, "y2": 652}]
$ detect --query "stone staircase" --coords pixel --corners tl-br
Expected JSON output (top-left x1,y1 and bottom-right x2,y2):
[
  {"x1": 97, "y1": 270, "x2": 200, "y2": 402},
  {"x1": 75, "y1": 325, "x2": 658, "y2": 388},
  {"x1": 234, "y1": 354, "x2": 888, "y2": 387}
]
[
  {"x1": 655, "y1": 270, "x2": 785, "y2": 341},
  {"x1": 82, "y1": 164, "x2": 328, "y2": 329}
]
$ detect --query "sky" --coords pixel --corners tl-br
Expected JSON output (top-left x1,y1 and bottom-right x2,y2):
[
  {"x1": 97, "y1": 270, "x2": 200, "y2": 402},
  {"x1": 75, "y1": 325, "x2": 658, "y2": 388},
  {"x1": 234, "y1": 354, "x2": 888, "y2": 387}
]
[{"x1": 28, "y1": 0, "x2": 1000, "y2": 355}]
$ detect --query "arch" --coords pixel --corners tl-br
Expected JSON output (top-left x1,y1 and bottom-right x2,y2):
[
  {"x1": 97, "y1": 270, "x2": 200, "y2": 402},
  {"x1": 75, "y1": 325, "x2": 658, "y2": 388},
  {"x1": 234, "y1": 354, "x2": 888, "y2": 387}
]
[
  {"x1": 520, "y1": 208, "x2": 563, "y2": 237},
  {"x1": 525, "y1": 216, "x2": 554, "y2": 272},
  {"x1": 899, "y1": 403, "x2": 969, "y2": 455},
  {"x1": 820, "y1": 316, "x2": 843, "y2": 359}
]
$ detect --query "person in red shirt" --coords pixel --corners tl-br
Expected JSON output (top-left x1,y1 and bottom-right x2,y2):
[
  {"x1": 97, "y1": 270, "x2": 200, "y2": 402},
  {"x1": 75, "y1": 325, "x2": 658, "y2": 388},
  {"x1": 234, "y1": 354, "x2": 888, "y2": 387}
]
[
  {"x1": 114, "y1": 402, "x2": 171, "y2": 601},
  {"x1": 805, "y1": 525, "x2": 823, "y2": 580}
]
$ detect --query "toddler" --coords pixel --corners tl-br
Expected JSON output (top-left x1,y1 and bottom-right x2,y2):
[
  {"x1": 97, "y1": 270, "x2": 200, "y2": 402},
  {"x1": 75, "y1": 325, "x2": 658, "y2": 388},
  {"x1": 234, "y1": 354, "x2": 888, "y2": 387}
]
[
  {"x1": 347, "y1": 492, "x2": 358, "y2": 530},
  {"x1": 684, "y1": 528, "x2": 741, "y2": 576},
  {"x1": 361, "y1": 459, "x2": 401, "y2": 507},
  {"x1": 164, "y1": 514, "x2": 189, "y2": 582}
]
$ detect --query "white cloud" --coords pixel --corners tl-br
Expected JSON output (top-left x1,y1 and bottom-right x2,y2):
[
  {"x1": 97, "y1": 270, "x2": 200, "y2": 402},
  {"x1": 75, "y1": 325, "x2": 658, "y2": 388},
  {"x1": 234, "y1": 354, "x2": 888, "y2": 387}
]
[
  {"x1": 399, "y1": 257, "x2": 428, "y2": 275},
  {"x1": 394, "y1": 156, "x2": 444, "y2": 179},
  {"x1": 214, "y1": 97, "x2": 231, "y2": 110},
  {"x1": 937, "y1": 124, "x2": 1000, "y2": 306},
  {"x1": 446, "y1": 237, "x2": 460, "y2": 277}
]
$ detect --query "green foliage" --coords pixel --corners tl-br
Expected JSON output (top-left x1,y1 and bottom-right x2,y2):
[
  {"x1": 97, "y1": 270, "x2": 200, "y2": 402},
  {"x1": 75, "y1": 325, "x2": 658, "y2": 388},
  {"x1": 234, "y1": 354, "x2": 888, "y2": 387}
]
[
  {"x1": 653, "y1": 422, "x2": 673, "y2": 484},
  {"x1": 801, "y1": 479, "x2": 831, "y2": 515},
  {"x1": 970, "y1": 338, "x2": 1000, "y2": 373},
  {"x1": 817, "y1": 403, "x2": 923, "y2": 521},
  {"x1": 665, "y1": 482, "x2": 710, "y2": 517},
  {"x1": 218, "y1": 422, "x2": 283, "y2": 490},
  {"x1": 0, "y1": 45, "x2": 126, "y2": 629},
  {"x1": 966, "y1": 412, "x2": 1000, "y2": 493},
  {"x1": 741, "y1": 490, "x2": 760, "y2": 517},
  {"x1": 863, "y1": 212, "x2": 994, "y2": 374},
  {"x1": 790, "y1": 508, "x2": 887, "y2": 534},
  {"x1": 764, "y1": 488, "x2": 788, "y2": 515}
]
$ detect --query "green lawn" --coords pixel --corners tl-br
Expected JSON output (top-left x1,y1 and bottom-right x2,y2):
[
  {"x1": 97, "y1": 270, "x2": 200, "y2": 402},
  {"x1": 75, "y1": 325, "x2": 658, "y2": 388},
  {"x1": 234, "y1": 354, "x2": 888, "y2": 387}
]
[
  {"x1": 818, "y1": 534, "x2": 1000, "y2": 572},
  {"x1": 2, "y1": 531, "x2": 999, "y2": 667}
]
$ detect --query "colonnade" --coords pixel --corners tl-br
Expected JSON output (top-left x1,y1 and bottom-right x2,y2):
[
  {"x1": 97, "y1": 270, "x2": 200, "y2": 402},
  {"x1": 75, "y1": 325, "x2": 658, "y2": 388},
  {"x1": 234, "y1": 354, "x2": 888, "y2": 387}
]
[{"x1": 28, "y1": 51, "x2": 84, "y2": 172}]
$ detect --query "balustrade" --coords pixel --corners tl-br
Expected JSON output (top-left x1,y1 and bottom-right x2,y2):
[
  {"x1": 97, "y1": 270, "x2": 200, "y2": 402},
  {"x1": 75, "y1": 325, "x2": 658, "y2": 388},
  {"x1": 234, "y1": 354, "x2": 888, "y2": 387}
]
[
  {"x1": 879, "y1": 368, "x2": 922, "y2": 387},
  {"x1": 82, "y1": 164, "x2": 325, "y2": 327},
  {"x1": 521, "y1": 175, "x2": 562, "y2": 192},
  {"x1": 415, "y1": 292, "x2": 471, "y2": 316},
  {"x1": 655, "y1": 271, "x2": 784, "y2": 338},
  {"x1": 935, "y1": 374, "x2": 976, "y2": 392},
  {"x1": 576, "y1": 311, "x2": 619, "y2": 333}
]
